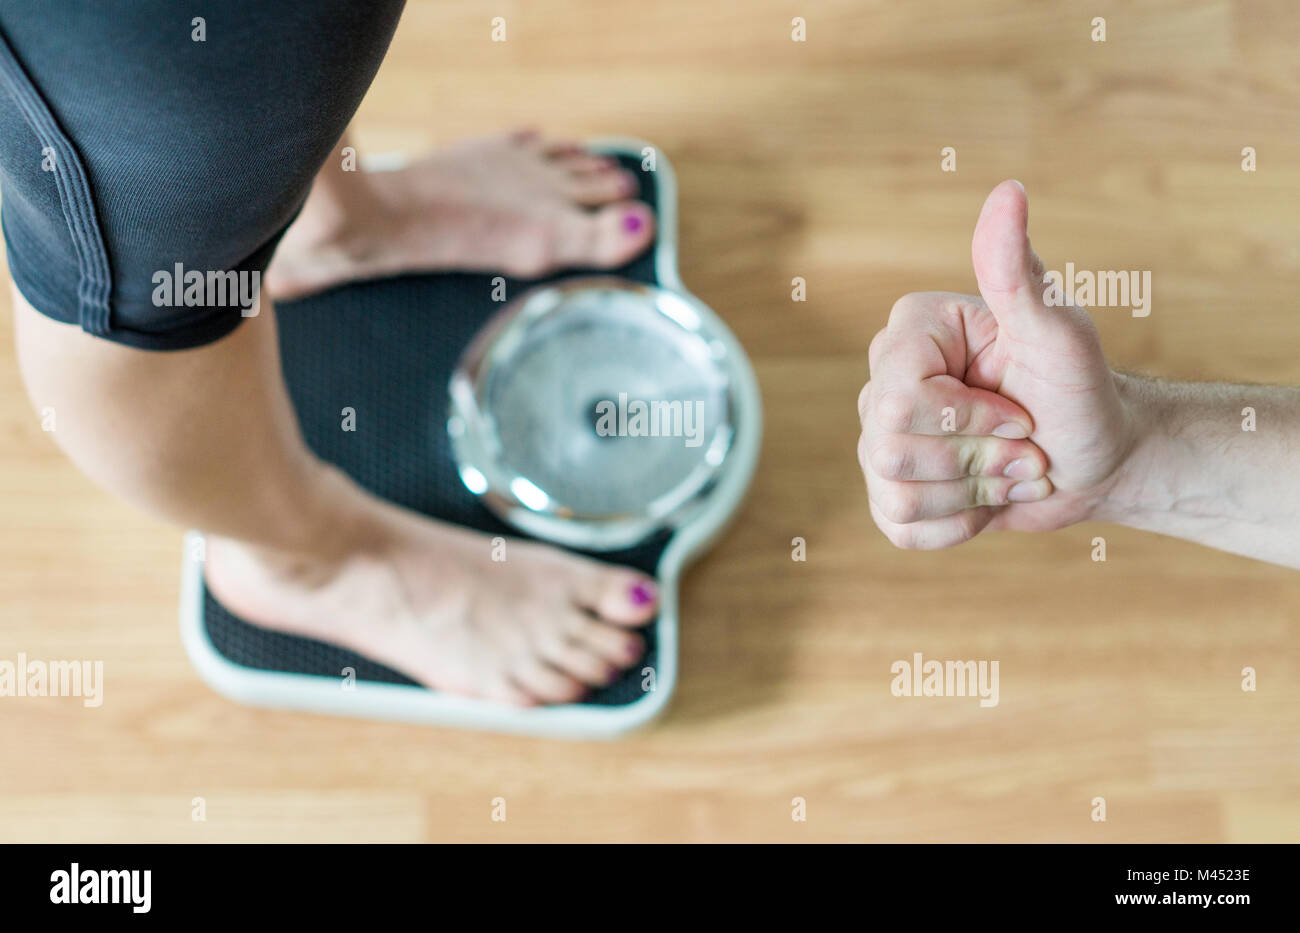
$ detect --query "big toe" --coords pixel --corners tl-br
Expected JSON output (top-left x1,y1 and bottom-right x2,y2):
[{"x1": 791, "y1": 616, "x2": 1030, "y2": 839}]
[
  {"x1": 575, "y1": 567, "x2": 660, "y2": 627},
  {"x1": 556, "y1": 201, "x2": 656, "y2": 271}
]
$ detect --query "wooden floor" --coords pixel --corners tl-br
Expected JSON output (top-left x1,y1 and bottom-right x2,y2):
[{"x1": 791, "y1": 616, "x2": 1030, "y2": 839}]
[{"x1": 3, "y1": 0, "x2": 1300, "y2": 843}]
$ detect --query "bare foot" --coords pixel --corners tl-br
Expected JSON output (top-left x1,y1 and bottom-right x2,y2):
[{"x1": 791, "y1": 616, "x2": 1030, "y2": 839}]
[
  {"x1": 266, "y1": 129, "x2": 657, "y2": 300},
  {"x1": 203, "y1": 476, "x2": 659, "y2": 706}
]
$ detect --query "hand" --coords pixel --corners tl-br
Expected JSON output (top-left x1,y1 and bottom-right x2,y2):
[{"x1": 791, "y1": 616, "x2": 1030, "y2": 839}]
[{"x1": 857, "y1": 180, "x2": 1137, "y2": 549}]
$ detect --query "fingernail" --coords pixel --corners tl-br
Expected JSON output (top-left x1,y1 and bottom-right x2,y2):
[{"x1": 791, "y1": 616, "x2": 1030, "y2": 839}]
[
  {"x1": 1011, "y1": 179, "x2": 1025, "y2": 193},
  {"x1": 629, "y1": 581, "x2": 657, "y2": 606},
  {"x1": 1003, "y1": 457, "x2": 1041, "y2": 480},
  {"x1": 623, "y1": 212, "x2": 644, "y2": 234},
  {"x1": 993, "y1": 423, "x2": 1029, "y2": 439},
  {"x1": 1008, "y1": 480, "x2": 1048, "y2": 502}
]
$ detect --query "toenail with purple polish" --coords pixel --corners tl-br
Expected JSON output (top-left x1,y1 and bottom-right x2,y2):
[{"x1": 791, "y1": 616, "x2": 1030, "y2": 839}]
[
  {"x1": 630, "y1": 581, "x2": 656, "y2": 605},
  {"x1": 623, "y1": 212, "x2": 644, "y2": 234}
]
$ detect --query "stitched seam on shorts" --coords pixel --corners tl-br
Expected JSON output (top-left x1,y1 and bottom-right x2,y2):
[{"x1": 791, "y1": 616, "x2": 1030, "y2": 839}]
[{"x1": 0, "y1": 28, "x2": 113, "y2": 335}]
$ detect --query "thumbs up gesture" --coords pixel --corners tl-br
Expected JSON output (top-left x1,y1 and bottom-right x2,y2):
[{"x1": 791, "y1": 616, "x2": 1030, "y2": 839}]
[{"x1": 857, "y1": 181, "x2": 1137, "y2": 549}]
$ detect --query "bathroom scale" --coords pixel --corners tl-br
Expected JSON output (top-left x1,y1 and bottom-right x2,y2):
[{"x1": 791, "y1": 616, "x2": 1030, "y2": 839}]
[{"x1": 178, "y1": 139, "x2": 762, "y2": 738}]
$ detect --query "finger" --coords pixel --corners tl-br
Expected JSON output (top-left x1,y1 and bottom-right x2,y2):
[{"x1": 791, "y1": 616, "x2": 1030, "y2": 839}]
[
  {"x1": 873, "y1": 293, "x2": 999, "y2": 383},
  {"x1": 971, "y1": 180, "x2": 1053, "y2": 334},
  {"x1": 869, "y1": 373, "x2": 1034, "y2": 437},
  {"x1": 860, "y1": 431, "x2": 1047, "y2": 482},
  {"x1": 868, "y1": 474, "x2": 1053, "y2": 524},
  {"x1": 869, "y1": 499, "x2": 998, "y2": 550},
  {"x1": 857, "y1": 380, "x2": 872, "y2": 421},
  {"x1": 868, "y1": 328, "x2": 889, "y2": 371},
  {"x1": 869, "y1": 323, "x2": 948, "y2": 386}
]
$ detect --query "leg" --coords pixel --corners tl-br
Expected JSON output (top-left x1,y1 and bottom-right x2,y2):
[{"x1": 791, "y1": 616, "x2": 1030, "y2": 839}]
[
  {"x1": 3, "y1": 2, "x2": 659, "y2": 705},
  {"x1": 13, "y1": 285, "x2": 659, "y2": 705}
]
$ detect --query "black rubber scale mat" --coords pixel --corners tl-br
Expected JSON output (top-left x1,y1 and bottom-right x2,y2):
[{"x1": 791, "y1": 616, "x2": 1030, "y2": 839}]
[{"x1": 201, "y1": 156, "x2": 666, "y2": 706}]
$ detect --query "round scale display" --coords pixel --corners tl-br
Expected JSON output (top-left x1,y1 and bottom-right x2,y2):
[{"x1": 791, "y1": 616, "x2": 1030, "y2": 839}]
[{"x1": 449, "y1": 277, "x2": 735, "y2": 550}]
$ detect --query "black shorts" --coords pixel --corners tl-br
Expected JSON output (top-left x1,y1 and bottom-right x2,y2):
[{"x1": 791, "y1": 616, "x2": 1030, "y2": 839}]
[{"x1": 0, "y1": 1, "x2": 405, "y2": 350}]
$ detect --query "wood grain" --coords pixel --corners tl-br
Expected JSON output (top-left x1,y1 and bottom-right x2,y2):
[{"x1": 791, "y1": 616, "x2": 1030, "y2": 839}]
[{"x1": 1, "y1": 0, "x2": 1297, "y2": 843}]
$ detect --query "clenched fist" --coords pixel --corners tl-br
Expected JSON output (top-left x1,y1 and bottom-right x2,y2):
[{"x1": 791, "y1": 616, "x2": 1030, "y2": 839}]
[{"x1": 857, "y1": 181, "x2": 1137, "y2": 549}]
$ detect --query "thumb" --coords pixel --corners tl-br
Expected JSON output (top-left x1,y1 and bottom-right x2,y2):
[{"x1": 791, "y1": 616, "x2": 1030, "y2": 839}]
[{"x1": 971, "y1": 180, "x2": 1052, "y2": 332}]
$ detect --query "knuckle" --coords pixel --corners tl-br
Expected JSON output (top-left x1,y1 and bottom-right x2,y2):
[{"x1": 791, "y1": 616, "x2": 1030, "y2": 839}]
[
  {"x1": 908, "y1": 531, "x2": 943, "y2": 550},
  {"x1": 873, "y1": 389, "x2": 914, "y2": 433},
  {"x1": 873, "y1": 522, "x2": 915, "y2": 550},
  {"x1": 947, "y1": 294, "x2": 986, "y2": 319},
  {"x1": 868, "y1": 438, "x2": 912, "y2": 481},
  {"x1": 885, "y1": 523, "x2": 922, "y2": 549},
  {"x1": 867, "y1": 332, "x2": 887, "y2": 370},
  {"x1": 878, "y1": 485, "x2": 922, "y2": 524},
  {"x1": 956, "y1": 509, "x2": 988, "y2": 541},
  {"x1": 889, "y1": 530, "x2": 920, "y2": 550},
  {"x1": 888, "y1": 293, "x2": 923, "y2": 323},
  {"x1": 857, "y1": 381, "x2": 872, "y2": 420}
]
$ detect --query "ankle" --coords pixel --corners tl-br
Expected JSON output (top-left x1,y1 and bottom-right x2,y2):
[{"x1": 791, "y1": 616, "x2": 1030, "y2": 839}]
[
  {"x1": 287, "y1": 170, "x2": 385, "y2": 253},
  {"x1": 219, "y1": 463, "x2": 390, "y2": 571}
]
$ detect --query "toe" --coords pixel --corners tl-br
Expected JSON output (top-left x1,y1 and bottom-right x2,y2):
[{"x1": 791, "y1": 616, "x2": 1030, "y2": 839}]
[
  {"x1": 574, "y1": 568, "x2": 659, "y2": 627},
  {"x1": 555, "y1": 152, "x2": 620, "y2": 174},
  {"x1": 509, "y1": 659, "x2": 588, "y2": 705},
  {"x1": 555, "y1": 201, "x2": 656, "y2": 270},
  {"x1": 537, "y1": 631, "x2": 619, "y2": 687},
  {"x1": 571, "y1": 616, "x2": 646, "y2": 668},
  {"x1": 479, "y1": 677, "x2": 537, "y2": 707},
  {"x1": 508, "y1": 126, "x2": 541, "y2": 145},
  {"x1": 538, "y1": 137, "x2": 584, "y2": 157},
  {"x1": 565, "y1": 167, "x2": 639, "y2": 206}
]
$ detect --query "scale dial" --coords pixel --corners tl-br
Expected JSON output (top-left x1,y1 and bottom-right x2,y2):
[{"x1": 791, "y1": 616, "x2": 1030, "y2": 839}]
[{"x1": 450, "y1": 278, "x2": 735, "y2": 549}]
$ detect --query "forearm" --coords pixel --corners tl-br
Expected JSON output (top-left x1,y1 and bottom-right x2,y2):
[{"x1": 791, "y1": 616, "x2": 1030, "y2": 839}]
[
  {"x1": 1094, "y1": 372, "x2": 1300, "y2": 567},
  {"x1": 12, "y1": 285, "x2": 365, "y2": 559}
]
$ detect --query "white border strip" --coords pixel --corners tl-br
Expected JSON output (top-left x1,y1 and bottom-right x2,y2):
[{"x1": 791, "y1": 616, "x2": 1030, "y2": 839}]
[{"x1": 178, "y1": 139, "x2": 761, "y2": 738}]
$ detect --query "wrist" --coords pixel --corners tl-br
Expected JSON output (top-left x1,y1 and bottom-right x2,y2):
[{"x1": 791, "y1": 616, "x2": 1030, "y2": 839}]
[
  {"x1": 1086, "y1": 372, "x2": 1170, "y2": 526},
  {"x1": 1064, "y1": 374, "x2": 1299, "y2": 567}
]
